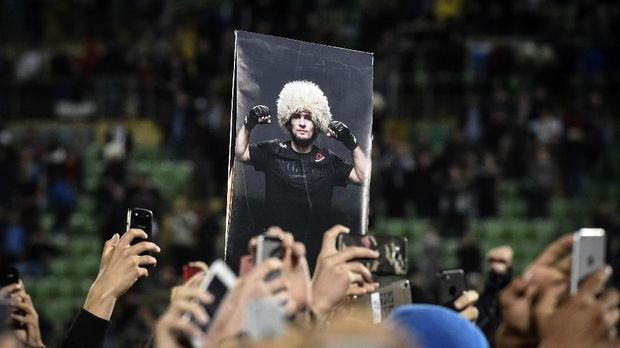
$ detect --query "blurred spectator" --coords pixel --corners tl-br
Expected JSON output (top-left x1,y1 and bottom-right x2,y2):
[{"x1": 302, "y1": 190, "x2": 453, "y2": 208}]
[
  {"x1": 410, "y1": 149, "x2": 440, "y2": 218},
  {"x1": 102, "y1": 118, "x2": 133, "y2": 183},
  {"x1": 15, "y1": 48, "x2": 43, "y2": 82},
  {"x1": 523, "y1": 146, "x2": 556, "y2": 217},
  {"x1": 379, "y1": 140, "x2": 415, "y2": 217},
  {"x1": 167, "y1": 92, "x2": 195, "y2": 160},
  {"x1": 475, "y1": 152, "x2": 498, "y2": 219},
  {"x1": 439, "y1": 164, "x2": 472, "y2": 237},
  {"x1": 0, "y1": 126, "x2": 18, "y2": 210}
]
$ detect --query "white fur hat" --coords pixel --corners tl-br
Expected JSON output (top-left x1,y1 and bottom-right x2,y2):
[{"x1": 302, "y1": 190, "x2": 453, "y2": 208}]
[{"x1": 276, "y1": 80, "x2": 332, "y2": 134}]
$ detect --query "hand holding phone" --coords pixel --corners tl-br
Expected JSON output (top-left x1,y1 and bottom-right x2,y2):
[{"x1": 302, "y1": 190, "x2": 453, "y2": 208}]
[
  {"x1": 0, "y1": 267, "x2": 25, "y2": 329},
  {"x1": 182, "y1": 259, "x2": 237, "y2": 346},
  {"x1": 571, "y1": 228, "x2": 606, "y2": 295},
  {"x1": 336, "y1": 234, "x2": 408, "y2": 275}
]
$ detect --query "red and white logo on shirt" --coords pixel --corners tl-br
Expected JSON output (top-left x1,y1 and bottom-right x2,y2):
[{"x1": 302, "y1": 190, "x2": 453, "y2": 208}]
[{"x1": 315, "y1": 152, "x2": 325, "y2": 162}]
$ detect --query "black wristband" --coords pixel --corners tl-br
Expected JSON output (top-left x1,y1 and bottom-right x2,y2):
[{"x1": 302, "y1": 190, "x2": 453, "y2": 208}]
[{"x1": 343, "y1": 134, "x2": 358, "y2": 151}]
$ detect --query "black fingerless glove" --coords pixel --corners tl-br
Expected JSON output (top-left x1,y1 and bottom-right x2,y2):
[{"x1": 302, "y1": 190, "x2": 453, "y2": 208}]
[
  {"x1": 244, "y1": 105, "x2": 271, "y2": 130},
  {"x1": 329, "y1": 120, "x2": 358, "y2": 151}
]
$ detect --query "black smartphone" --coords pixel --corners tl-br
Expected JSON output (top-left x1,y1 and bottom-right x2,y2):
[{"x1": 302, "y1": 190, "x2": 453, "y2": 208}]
[
  {"x1": 0, "y1": 267, "x2": 19, "y2": 288},
  {"x1": 436, "y1": 269, "x2": 465, "y2": 308},
  {"x1": 255, "y1": 235, "x2": 284, "y2": 281},
  {"x1": 0, "y1": 267, "x2": 25, "y2": 329},
  {"x1": 336, "y1": 234, "x2": 408, "y2": 275}
]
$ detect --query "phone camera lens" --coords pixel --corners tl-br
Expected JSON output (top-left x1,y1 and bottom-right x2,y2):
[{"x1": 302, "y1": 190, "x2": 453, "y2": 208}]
[
  {"x1": 146, "y1": 214, "x2": 151, "y2": 218},
  {"x1": 134, "y1": 213, "x2": 138, "y2": 216}
]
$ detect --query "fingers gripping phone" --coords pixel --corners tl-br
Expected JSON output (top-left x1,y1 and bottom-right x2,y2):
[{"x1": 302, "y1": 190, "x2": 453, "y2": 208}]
[
  {"x1": 436, "y1": 269, "x2": 465, "y2": 308},
  {"x1": 183, "y1": 260, "x2": 237, "y2": 342},
  {"x1": 255, "y1": 235, "x2": 284, "y2": 281},
  {"x1": 126, "y1": 208, "x2": 153, "y2": 259},
  {"x1": 336, "y1": 234, "x2": 408, "y2": 275},
  {"x1": 571, "y1": 228, "x2": 606, "y2": 295}
]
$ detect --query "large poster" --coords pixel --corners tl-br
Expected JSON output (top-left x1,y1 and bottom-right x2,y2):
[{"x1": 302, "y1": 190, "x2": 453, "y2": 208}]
[{"x1": 226, "y1": 31, "x2": 373, "y2": 273}]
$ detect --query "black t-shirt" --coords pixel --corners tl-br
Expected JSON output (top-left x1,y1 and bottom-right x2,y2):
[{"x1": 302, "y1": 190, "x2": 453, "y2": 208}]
[{"x1": 249, "y1": 139, "x2": 353, "y2": 266}]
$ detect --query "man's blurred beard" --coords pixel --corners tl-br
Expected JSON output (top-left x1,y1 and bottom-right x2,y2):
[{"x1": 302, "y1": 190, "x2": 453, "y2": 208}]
[{"x1": 291, "y1": 131, "x2": 316, "y2": 148}]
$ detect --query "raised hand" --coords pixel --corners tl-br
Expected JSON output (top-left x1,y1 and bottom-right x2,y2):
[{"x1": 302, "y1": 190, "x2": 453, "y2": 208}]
[
  {"x1": 244, "y1": 105, "x2": 271, "y2": 130},
  {"x1": 83, "y1": 230, "x2": 161, "y2": 320},
  {"x1": 327, "y1": 120, "x2": 358, "y2": 151},
  {"x1": 311, "y1": 225, "x2": 379, "y2": 324}
]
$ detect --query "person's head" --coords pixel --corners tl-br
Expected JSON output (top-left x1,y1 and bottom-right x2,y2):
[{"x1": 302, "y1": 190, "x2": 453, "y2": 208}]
[
  {"x1": 276, "y1": 80, "x2": 332, "y2": 145},
  {"x1": 288, "y1": 110, "x2": 316, "y2": 147},
  {"x1": 389, "y1": 304, "x2": 489, "y2": 348}
]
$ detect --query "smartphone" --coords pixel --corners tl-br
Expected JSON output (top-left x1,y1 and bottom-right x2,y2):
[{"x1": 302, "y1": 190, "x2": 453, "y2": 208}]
[
  {"x1": 336, "y1": 234, "x2": 408, "y2": 275},
  {"x1": 0, "y1": 267, "x2": 24, "y2": 329},
  {"x1": 571, "y1": 228, "x2": 606, "y2": 295},
  {"x1": 372, "y1": 280, "x2": 412, "y2": 323},
  {"x1": 126, "y1": 208, "x2": 153, "y2": 260},
  {"x1": 255, "y1": 235, "x2": 284, "y2": 281},
  {"x1": 0, "y1": 267, "x2": 19, "y2": 287},
  {"x1": 255, "y1": 235, "x2": 284, "y2": 263},
  {"x1": 182, "y1": 265, "x2": 203, "y2": 284},
  {"x1": 349, "y1": 280, "x2": 412, "y2": 324},
  {"x1": 436, "y1": 269, "x2": 465, "y2": 308},
  {"x1": 182, "y1": 259, "x2": 237, "y2": 346}
]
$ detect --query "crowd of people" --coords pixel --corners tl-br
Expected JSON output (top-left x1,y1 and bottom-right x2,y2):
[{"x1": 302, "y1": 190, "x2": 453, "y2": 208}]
[
  {"x1": 3, "y1": 225, "x2": 620, "y2": 347},
  {"x1": 2, "y1": 0, "x2": 620, "y2": 347}
]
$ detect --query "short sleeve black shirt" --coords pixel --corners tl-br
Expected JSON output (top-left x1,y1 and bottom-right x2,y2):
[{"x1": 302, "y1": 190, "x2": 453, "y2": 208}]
[{"x1": 248, "y1": 140, "x2": 353, "y2": 265}]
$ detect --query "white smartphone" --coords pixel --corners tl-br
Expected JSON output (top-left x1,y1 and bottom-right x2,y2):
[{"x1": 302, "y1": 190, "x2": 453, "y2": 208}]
[
  {"x1": 570, "y1": 228, "x2": 606, "y2": 294},
  {"x1": 182, "y1": 259, "x2": 237, "y2": 346}
]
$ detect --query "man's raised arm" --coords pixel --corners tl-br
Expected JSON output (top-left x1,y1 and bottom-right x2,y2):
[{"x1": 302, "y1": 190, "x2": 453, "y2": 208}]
[
  {"x1": 235, "y1": 105, "x2": 271, "y2": 162},
  {"x1": 328, "y1": 120, "x2": 369, "y2": 184}
]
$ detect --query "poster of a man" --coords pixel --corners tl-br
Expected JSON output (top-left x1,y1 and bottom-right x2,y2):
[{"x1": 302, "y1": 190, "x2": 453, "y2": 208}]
[{"x1": 227, "y1": 31, "x2": 373, "y2": 272}]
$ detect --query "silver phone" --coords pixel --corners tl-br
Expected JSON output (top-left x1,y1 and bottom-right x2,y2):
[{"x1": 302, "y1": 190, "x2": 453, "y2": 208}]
[{"x1": 570, "y1": 228, "x2": 606, "y2": 294}]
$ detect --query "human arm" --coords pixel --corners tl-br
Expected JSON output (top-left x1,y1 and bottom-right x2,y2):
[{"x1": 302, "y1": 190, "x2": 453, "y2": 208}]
[
  {"x1": 310, "y1": 225, "x2": 379, "y2": 325},
  {"x1": 7, "y1": 282, "x2": 45, "y2": 348},
  {"x1": 349, "y1": 146, "x2": 370, "y2": 183},
  {"x1": 538, "y1": 266, "x2": 619, "y2": 348},
  {"x1": 235, "y1": 105, "x2": 271, "y2": 162},
  {"x1": 495, "y1": 234, "x2": 572, "y2": 348},
  {"x1": 204, "y1": 259, "x2": 294, "y2": 345},
  {"x1": 327, "y1": 120, "x2": 368, "y2": 183},
  {"x1": 154, "y1": 272, "x2": 213, "y2": 348},
  {"x1": 62, "y1": 229, "x2": 160, "y2": 348},
  {"x1": 476, "y1": 246, "x2": 514, "y2": 339}
]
